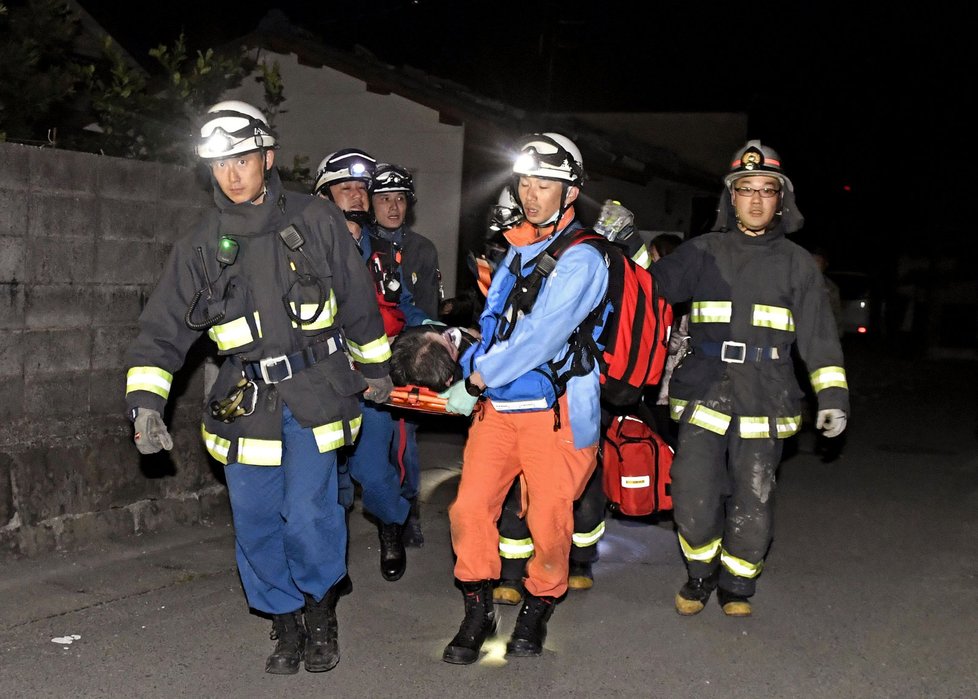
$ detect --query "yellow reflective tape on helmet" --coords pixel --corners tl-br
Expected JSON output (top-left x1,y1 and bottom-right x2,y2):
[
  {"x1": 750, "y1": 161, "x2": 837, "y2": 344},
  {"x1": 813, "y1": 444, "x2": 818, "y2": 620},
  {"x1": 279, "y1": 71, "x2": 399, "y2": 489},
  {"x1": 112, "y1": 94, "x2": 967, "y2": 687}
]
[
  {"x1": 313, "y1": 420, "x2": 347, "y2": 453},
  {"x1": 126, "y1": 366, "x2": 173, "y2": 399},
  {"x1": 631, "y1": 244, "x2": 652, "y2": 270},
  {"x1": 810, "y1": 366, "x2": 848, "y2": 392},
  {"x1": 776, "y1": 415, "x2": 801, "y2": 438},
  {"x1": 289, "y1": 292, "x2": 338, "y2": 330},
  {"x1": 200, "y1": 424, "x2": 230, "y2": 465},
  {"x1": 237, "y1": 437, "x2": 282, "y2": 466},
  {"x1": 348, "y1": 335, "x2": 392, "y2": 364},
  {"x1": 678, "y1": 533, "x2": 721, "y2": 562},
  {"x1": 669, "y1": 398, "x2": 688, "y2": 421},
  {"x1": 739, "y1": 416, "x2": 770, "y2": 438},
  {"x1": 688, "y1": 404, "x2": 731, "y2": 435},
  {"x1": 207, "y1": 316, "x2": 255, "y2": 351},
  {"x1": 721, "y1": 548, "x2": 763, "y2": 578},
  {"x1": 572, "y1": 521, "x2": 606, "y2": 547},
  {"x1": 752, "y1": 304, "x2": 795, "y2": 331},
  {"x1": 691, "y1": 301, "x2": 732, "y2": 324},
  {"x1": 498, "y1": 536, "x2": 534, "y2": 559}
]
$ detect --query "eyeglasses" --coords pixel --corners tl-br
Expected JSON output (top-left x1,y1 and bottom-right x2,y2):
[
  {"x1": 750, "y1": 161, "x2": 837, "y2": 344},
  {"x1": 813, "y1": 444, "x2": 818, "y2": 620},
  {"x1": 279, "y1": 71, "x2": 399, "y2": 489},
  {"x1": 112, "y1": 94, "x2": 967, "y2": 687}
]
[{"x1": 734, "y1": 186, "x2": 781, "y2": 198}]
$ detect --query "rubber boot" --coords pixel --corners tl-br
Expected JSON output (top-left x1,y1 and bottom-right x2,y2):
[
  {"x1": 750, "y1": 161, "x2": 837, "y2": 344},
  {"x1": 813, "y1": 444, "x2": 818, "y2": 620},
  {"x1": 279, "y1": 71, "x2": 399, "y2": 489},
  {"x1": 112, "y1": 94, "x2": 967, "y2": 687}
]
[
  {"x1": 303, "y1": 587, "x2": 340, "y2": 672},
  {"x1": 567, "y1": 560, "x2": 594, "y2": 591},
  {"x1": 379, "y1": 522, "x2": 407, "y2": 581},
  {"x1": 265, "y1": 611, "x2": 306, "y2": 675},
  {"x1": 442, "y1": 580, "x2": 497, "y2": 665},
  {"x1": 505, "y1": 593, "x2": 555, "y2": 657},
  {"x1": 402, "y1": 497, "x2": 425, "y2": 548},
  {"x1": 675, "y1": 569, "x2": 719, "y2": 616},
  {"x1": 717, "y1": 587, "x2": 752, "y2": 617}
]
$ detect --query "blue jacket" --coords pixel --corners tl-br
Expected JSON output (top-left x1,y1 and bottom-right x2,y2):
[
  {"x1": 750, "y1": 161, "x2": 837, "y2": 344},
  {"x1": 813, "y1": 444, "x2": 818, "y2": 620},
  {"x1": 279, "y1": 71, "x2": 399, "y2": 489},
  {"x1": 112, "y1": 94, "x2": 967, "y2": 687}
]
[{"x1": 461, "y1": 218, "x2": 608, "y2": 449}]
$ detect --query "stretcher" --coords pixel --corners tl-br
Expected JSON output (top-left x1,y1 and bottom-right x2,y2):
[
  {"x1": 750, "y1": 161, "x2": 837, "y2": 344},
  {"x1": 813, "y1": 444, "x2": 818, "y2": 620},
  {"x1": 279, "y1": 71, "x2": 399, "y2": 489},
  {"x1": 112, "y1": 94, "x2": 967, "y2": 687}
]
[{"x1": 386, "y1": 385, "x2": 449, "y2": 414}]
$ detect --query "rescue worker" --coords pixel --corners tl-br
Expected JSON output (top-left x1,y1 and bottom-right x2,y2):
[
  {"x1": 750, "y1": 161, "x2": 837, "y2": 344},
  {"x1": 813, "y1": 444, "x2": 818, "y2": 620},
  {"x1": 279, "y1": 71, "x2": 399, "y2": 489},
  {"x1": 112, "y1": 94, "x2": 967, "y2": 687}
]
[
  {"x1": 651, "y1": 140, "x2": 849, "y2": 617},
  {"x1": 441, "y1": 133, "x2": 608, "y2": 663},
  {"x1": 492, "y1": 197, "x2": 643, "y2": 602},
  {"x1": 312, "y1": 148, "x2": 417, "y2": 581},
  {"x1": 370, "y1": 163, "x2": 443, "y2": 548},
  {"x1": 124, "y1": 102, "x2": 393, "y2": 674}
]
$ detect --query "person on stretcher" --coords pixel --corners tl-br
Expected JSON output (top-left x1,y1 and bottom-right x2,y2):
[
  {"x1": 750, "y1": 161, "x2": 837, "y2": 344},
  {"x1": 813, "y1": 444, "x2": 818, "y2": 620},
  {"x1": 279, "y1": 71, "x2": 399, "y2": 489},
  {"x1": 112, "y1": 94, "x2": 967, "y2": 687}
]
[{"x1": 389, "y1": 325, "x2": 480, "y2": 392}]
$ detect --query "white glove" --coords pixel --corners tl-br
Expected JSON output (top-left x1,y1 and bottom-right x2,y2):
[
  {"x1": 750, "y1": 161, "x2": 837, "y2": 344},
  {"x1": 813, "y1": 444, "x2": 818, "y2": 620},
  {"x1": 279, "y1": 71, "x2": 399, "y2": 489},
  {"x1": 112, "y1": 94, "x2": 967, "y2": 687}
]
[
  {"x1": 816, "y1": 408, "x2": 847, "y2": 438},
  {"x1": 133, "y1": 408, "x2": 173, "y2": 455},
  {"x1": 363, "y1": 375, "x2": 394, "y2": 403}
]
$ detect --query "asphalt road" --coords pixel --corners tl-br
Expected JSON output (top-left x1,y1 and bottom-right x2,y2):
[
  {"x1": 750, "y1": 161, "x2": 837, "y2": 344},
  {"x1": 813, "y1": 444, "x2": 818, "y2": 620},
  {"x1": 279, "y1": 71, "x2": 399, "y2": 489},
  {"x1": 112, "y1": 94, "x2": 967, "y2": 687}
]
[{"x1": 1, "y1": 341, "x2": 976, "y2": 699}]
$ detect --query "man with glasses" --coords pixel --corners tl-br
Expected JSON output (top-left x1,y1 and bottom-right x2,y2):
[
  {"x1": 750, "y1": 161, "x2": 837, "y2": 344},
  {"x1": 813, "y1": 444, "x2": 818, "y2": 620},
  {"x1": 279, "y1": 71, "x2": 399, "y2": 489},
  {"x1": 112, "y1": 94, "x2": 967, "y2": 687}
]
[
  {"x1": 124, "y1": 102, "x2": 393, "y2": 674},
  {"x1": 651, "y1": 140, "x2": 849, "y2": 618}
]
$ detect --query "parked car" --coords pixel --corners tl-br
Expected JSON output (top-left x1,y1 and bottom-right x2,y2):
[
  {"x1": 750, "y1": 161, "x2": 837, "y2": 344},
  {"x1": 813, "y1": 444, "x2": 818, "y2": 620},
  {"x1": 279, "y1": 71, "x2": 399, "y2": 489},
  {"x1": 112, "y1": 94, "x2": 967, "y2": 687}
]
[{"x1": 827, "y1": 271, "x2": 872, "y2": 335}]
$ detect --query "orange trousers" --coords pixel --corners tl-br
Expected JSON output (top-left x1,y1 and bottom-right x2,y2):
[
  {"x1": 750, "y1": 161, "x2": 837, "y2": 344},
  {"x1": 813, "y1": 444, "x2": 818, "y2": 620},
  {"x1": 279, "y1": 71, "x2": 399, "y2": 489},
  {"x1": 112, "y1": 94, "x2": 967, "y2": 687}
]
[{"x1": 448, "y1": 397, "x2": 598, "y2": 598}]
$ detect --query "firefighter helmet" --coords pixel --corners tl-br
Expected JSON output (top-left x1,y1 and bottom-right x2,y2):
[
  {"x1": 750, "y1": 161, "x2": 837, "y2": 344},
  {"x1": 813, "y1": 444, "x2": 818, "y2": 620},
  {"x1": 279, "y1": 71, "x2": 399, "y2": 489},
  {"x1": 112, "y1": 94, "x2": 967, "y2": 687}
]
[
  {"x1": 313, "y1": 148, "x2": 377, "y2": 197},
  {"x1": 195, "y1": 101, "x2": 276, "y2": 160},
  {"x1": 723, "y1": 139, "x2": 794, "y2": 192},
  {"x1": 512, "y1": 132, "x2": 584, "y2": 185},
  {"x1": 372, "y1": 163, "x2": 416, "y2": 204},
  {"x1": 489, "y1": 186, "x2": 523, "y2": 234}
]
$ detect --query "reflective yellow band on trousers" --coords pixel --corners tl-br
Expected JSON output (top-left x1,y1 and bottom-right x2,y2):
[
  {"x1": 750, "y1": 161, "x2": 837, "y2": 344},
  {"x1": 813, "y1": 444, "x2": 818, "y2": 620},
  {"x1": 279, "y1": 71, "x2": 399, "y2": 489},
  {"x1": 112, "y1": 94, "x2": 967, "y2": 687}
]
[
  {"x1": 498, "y1": 536, "x2": 534, "y2": 559},
  {"x1": 573, "y1": 521, "x2": 606, "y2": 547},
  {"x1": 721, "y1": 548, "x2": 763, "y2": 578},
  {"x1": 207, "y1": 316, "x2": 256, "y2": 351},
  {"x1": 679, "y1": 533, "x2": 721, "y2": 562},
  {"x1": 688, "y1": 404, "x2": 731, "y2": 435},
  {"x1": 126, "y1": 366, "x2": 173, "y2": 399}
]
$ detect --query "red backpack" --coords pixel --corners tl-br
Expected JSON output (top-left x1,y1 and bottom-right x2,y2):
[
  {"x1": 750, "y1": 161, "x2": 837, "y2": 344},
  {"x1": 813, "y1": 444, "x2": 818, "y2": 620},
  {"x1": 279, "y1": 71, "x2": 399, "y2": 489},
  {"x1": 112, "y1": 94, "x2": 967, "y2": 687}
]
[
  {"x1": 602, "y1": 410, "x2": 674, "y2": 516},
  {"x1": 543, "y1": 231, "x2": 674, "y2": 408}
]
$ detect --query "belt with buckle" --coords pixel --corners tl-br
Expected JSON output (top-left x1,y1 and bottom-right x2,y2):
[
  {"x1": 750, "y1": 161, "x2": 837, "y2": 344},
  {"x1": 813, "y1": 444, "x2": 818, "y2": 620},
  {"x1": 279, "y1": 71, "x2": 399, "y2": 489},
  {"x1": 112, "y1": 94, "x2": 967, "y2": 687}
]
[
  {"x1": 697, "y1": 340, "x2": 788, "y2": 364},
  {"x1": 242, "y1": 334, "x2": 345, "y2": 384}
]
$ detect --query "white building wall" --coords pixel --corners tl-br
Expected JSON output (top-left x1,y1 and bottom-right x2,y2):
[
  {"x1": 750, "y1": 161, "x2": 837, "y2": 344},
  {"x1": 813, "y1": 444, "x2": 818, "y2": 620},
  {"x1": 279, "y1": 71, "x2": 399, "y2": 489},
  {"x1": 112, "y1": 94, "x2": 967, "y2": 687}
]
[{"x1": 224, "y1": 51, "x2": 464, "y2": 297}]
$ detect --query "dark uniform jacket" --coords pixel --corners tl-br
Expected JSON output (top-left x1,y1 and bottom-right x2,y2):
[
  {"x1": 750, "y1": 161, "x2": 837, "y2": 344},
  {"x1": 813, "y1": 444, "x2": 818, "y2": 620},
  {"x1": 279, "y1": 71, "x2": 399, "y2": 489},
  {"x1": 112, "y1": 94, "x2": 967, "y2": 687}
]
[
  {"x1": 370, "y1": 226, "x2": 441, "y2": 319},
  {"x1": 652, "y1": 217, "x2": 849, "y2": 438},
  {"x1": 124, "y1": 169, "x2": 391, "y2": 466}
]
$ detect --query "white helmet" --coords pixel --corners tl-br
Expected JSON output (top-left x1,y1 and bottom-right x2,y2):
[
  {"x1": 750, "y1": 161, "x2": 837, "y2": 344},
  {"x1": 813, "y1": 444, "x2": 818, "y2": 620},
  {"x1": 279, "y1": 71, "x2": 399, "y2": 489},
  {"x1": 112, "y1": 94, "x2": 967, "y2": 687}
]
[
  {"x1": 512, "y1": 132, "x2": 584, "y2": 185},
  {"x1": 195, "y1": 101, "x2": 276, "y2": 160},
  {"x1": 488, "y1": 186, "x2": 523, "y2": 234},
  {"x1": 313, "y1": 148, "x2": 377, "y2": 196}
]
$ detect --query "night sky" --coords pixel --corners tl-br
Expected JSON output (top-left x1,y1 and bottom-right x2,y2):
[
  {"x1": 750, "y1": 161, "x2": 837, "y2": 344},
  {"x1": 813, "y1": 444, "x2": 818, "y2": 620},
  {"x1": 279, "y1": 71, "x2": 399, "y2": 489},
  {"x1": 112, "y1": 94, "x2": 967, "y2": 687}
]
[{"x1": 81, "y1": 0, "x2": 972, "y2": 272}]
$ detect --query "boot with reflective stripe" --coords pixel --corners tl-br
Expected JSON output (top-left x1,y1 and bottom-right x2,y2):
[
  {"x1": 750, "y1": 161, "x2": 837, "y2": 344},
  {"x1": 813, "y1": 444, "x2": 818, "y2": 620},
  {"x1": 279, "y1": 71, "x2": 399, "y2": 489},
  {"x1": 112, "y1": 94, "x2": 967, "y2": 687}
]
[
  {"x1": 442, "y1": 580, "x2": 497, "y2": 665},
  {"x1": 717, "y1": 587, "x2": 752, "y2": 617},
  {"x1": 675, "y1": 569, "x2": 719, "y2": 616},
  {"x1": 303, "y1": 587, "x2": 340, "y2": 672},
  {"x1": 265, "y1": 611, "x2": 306, "y2": 675},
  {"x1": 505, "y1": 593, "x2": 555, "y2": 657}
]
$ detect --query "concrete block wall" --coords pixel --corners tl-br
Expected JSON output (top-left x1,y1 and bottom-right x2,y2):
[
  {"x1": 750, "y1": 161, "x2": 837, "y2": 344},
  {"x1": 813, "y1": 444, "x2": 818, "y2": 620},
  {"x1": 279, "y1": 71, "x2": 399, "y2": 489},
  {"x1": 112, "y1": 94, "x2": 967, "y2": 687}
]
[{"x1": 0, "y1": 142, "x2": 230, "y2": 559}]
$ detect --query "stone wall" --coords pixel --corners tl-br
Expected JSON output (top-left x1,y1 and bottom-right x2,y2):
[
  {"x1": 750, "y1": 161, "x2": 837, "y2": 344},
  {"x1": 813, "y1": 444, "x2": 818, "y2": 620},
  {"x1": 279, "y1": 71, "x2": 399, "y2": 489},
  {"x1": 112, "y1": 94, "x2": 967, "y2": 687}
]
[{"x1": 0, "y1": 142, "x2": 231, "y2": 558}]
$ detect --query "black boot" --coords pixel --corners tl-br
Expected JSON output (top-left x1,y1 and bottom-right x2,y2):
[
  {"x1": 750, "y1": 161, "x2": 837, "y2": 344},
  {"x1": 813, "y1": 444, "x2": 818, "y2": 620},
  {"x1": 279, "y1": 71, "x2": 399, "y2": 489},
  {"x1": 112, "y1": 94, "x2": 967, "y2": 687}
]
[
  {"x1": 402, "y1": 497, "x2": 425, "y2": 548},
  {"x1": 265, "y1": 611, "x2": 306, "y2": 675},
  {"x1": 505, "y1": 593, "x2": 555, "y2": 658},
  {"x1": 379, "y1": 522, "x2": 407, "y2": 581},
  {"x1": 303, "y1": 587, "x2": 340, "y2": 672},
  {"x1": 442, "y1": 580, "x2": 497, "y2": 665}
]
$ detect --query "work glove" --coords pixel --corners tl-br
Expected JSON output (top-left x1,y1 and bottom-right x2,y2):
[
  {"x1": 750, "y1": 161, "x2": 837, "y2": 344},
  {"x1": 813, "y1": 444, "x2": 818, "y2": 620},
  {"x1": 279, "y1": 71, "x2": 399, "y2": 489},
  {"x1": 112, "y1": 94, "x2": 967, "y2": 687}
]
[
  {"x1": 133, "y1": 408, "x2": 173, "y2": 455},
  {"x1": 816, "y1": 408, "x2": 847, "y2": 438},
  {"x1": 439, "y1": 380, "x2": 480, "y2": 417},
  {"x1": 363, "y1": 375, "x2": 394, "y2": 403}
]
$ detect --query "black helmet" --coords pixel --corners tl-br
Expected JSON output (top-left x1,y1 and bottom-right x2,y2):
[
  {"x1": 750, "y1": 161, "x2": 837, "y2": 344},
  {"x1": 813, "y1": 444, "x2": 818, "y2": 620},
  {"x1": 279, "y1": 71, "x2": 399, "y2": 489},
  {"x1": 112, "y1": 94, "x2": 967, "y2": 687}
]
[
  {"x1": 723, "y1": 140, "x2": 794, "y2": 192},
  {"x1": 372, "y1": 163, "x2": 416, "y2": 204}
]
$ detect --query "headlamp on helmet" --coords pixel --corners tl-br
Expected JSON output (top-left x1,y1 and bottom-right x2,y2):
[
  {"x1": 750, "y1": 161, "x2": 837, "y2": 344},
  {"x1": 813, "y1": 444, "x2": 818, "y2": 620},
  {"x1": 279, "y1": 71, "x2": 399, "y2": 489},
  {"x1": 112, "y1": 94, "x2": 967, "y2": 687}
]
[
  {"x1": 313, "y1": 148, "x2": 377, "y2": 196},
  {"x1": 723, "y1": 139, "x2": 793, "y2": 192},
  {"x1": 511, "y1": 132, "x2": 584, "y2": 185},
  {"x1": 489, "y1": 186, "x2": 523, "y2": 234},
  {"x1": 195, "y1": 101, "x2": 277, "y2": 160},
  {"x1": 372, "y1": 164, "x2": 416, "y2": 204}
]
